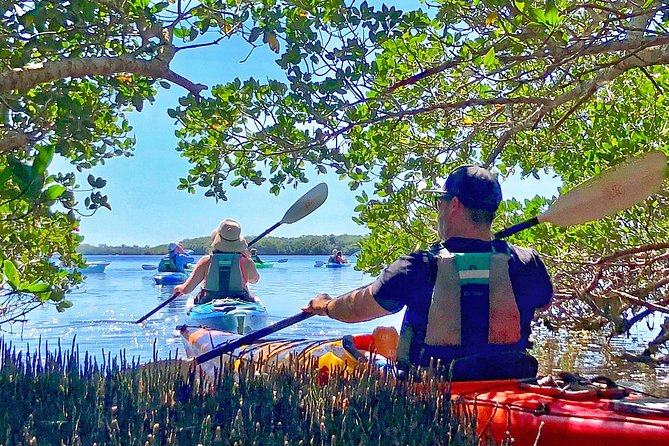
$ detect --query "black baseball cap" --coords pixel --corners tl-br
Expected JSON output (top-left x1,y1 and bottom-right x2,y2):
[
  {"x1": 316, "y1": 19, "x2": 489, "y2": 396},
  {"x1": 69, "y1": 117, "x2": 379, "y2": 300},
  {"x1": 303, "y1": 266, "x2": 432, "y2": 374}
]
[{"x1": 424, "y1": 165, "x2": 502, "y2": 212}]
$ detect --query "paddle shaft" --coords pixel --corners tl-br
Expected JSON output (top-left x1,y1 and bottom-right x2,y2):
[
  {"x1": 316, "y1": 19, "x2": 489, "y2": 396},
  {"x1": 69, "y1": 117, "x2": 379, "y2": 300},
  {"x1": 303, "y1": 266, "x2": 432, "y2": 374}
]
[
  {"x1": 494, "y1": 216, "x2": 540, "y2": 240},
  {"x1": 247, "y1": 222, "x2": 280, "y2": 247},
  {"x1": 193, "y1": 311, "x2": 314, "y2": 365}
]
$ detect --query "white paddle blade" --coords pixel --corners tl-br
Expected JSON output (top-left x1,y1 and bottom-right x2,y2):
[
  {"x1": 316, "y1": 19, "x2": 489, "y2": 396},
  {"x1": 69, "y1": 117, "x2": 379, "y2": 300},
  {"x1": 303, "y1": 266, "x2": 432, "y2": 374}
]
[
  {"x1": 540, "y1": 151, "x2": 667, "y2": 227},
  {"x1": 281, "y1": 182, "x2": 329, "y2": 224}
]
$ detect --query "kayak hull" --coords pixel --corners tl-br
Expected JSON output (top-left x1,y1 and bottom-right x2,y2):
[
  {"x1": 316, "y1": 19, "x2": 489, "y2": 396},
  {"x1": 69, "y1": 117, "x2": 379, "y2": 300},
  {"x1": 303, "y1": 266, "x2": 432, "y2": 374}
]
[
  {"x1": 185, "y1": 297, "x2": 268, "y2": 334},
  {"x1": 325, "y1": 262, "x2": 351, "y2": 268},
  {"x1": 180, "y1": 326, "x2": 669, "y2": 446},
  {"x1": 71, "y1": 261, "x2": 111, "y2": 274},
  {"x1": 153, "y1": 272, "x2": 188, "y2": 285},
  {"x1": 254, "y1": 262, "x2": 274, "y2": 269}
]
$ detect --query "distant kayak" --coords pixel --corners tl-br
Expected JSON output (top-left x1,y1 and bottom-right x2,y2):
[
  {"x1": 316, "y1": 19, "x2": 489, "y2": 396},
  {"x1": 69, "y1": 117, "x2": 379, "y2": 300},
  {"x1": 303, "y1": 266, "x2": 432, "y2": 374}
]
[
  {"x1": 78, "y1": 261, "x2": 111, "y2": 274},
  {"x1": 314, "y1": 261, "x2": 352, "y2": 268},
  {"x1": 60, "y1": 261, "x2": 111, "y2": 274},
  {"x1": 142, "y1": 264, "x2": 157, "y2": 270},
  {"x1": 254, "y1": 261, "x2": 274, "y2": 269},
  {"x1": 154, "y1": 272, "x2": 188, "y2": 285},
  {"x1": 326, "y1": 262, "x2": 351, "y2": 268}
]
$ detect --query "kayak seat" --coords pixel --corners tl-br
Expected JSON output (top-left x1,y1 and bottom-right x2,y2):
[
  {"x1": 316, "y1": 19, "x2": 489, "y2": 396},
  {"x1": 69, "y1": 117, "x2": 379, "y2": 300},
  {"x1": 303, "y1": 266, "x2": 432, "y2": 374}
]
[{"x1": 443, "y1": 351, "x2": 538, "y2": 382}]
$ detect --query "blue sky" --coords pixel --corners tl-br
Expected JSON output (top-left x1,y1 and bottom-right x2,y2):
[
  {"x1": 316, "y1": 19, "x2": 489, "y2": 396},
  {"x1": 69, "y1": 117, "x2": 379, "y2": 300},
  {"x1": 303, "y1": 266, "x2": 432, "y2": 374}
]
[{"x1": 52, "y1": 28, "x2": 560, "y2": 247}]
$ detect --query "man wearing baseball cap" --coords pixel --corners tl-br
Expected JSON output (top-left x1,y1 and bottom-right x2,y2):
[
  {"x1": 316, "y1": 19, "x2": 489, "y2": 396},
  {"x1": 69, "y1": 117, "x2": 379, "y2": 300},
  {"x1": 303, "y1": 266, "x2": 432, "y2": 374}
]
[{"x1": 303, "y1": 165, "x2": 553, "y2": 381}]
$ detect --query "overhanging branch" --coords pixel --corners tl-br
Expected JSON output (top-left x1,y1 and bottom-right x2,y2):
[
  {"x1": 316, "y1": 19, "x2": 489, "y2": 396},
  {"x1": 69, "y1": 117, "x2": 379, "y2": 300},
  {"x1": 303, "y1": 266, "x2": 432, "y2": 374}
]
[{"x1": 0, "y1": 55, "x2": 207, "y2": 96}]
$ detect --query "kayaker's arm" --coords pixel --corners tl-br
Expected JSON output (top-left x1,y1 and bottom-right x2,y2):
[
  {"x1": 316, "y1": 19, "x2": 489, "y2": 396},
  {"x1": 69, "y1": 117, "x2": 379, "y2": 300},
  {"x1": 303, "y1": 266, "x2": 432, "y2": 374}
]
[
  {"x1": 241, "y1": 250, "x2": 260, "y2": 284},
  {"x1": 302, "y1": 283, "x2": 391, "y2": 323},
  {"x1": 173, "y1": 256, "x2": 210, "y2": 297}
]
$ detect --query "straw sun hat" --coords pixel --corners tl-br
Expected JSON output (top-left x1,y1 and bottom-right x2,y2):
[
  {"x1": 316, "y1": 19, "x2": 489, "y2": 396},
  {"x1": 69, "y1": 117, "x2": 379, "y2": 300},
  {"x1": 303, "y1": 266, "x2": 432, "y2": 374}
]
[{"x1": 211, "y1": 219, "x2": 248, "y2": 253}]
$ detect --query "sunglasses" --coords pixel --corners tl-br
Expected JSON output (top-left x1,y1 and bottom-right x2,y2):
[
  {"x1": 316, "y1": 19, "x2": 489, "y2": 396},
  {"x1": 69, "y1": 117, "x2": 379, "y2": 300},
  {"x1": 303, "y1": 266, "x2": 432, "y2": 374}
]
[{"x1": 434, "y1": 193, "x2": 455, "y2": 207}]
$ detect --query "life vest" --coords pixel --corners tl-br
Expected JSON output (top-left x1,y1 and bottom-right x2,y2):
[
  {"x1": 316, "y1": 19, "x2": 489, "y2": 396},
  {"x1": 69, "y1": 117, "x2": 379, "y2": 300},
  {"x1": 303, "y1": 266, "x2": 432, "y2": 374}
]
[
  {"x1": 397, "y1": 247, "x2": 521, "y2": 365},
  {"x1": 157, "y1": 255, "x2": 178, "y2": 273},
  {"x1": 199, "y1": 253, "x2": 249, "y2": 303}
]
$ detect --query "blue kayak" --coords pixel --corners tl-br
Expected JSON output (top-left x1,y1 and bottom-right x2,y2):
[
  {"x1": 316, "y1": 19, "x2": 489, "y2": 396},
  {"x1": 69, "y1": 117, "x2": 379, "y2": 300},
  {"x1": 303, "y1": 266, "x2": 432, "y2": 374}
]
[
  {"x1": 153, "y1": 272, "x2": 188, "y2": 285},
  {"x1": 314, "y1": 261, "x2": 353, "y2": 268},
  {"x1": 325, "y1": 262, "x2": 351, "y2": 268},
  {"x1": 185, "y1": 296, "x2": 268, "y2": 334}
]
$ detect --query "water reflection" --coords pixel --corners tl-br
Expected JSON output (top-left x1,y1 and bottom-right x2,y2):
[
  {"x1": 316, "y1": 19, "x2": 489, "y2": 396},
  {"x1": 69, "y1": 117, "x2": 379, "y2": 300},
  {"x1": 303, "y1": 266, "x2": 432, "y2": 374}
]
[{"x1": 533, "y1": 327, "x2": 669, "y2": 397}]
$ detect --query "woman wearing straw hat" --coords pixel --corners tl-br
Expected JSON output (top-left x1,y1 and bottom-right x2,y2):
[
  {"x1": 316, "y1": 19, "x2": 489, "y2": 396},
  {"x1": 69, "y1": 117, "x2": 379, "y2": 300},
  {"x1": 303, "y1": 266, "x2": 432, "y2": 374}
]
[{"x1": 173, "y1": 219, "x2": 260, "y2": 304}]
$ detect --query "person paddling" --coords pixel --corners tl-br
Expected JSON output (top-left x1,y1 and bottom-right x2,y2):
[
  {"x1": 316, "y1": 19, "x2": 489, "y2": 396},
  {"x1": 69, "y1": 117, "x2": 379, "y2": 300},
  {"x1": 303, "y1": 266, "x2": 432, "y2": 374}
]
[
  {"x1": 334, "y1": 250, "x2": 348, "y2": 264},
  {"x1": 327, "y1": 248, "x2": 338, "y2": 264},
  {"x1": 173, "y1": 219, "x2": 260, "y2": 304},
  {"x1": 250, "y1": 248, "x2": 264, "y2": 264},
  {"x1": 158, "y1": 241, "x2": 194, "y2": 273},
  {"x1": 303, "y1": 165, "x2": 553, "y2": 381}
]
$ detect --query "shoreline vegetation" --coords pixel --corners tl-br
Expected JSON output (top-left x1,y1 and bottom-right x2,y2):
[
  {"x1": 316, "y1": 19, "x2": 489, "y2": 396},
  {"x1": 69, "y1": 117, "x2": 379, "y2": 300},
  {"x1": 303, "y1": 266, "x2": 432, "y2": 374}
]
[
  {"x1": 0, "y1": 339, "x2": 476, "y2": 446},
  {"x1": 77, "y1": 234, "x2": 365, "y2": 256}
]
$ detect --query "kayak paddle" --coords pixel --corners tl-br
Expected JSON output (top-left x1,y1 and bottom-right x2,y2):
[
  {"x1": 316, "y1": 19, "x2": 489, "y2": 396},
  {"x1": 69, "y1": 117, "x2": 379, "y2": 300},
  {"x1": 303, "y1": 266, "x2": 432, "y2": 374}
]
[
  {"x1": 247, "y1": 182, "x2": 329, "y2": 246},
  {"x1": 134, "y1": 182, "x2": 329, "y2": 324},
  {"x1": 495, "y1": 151, "x2": 667, "y2": 239},
  {"x1": 193, "y1": 311, "x2": 314, "y2": 365},
  {"x1": 193, "y1": 283, "x2": 375, "y2": 365}
]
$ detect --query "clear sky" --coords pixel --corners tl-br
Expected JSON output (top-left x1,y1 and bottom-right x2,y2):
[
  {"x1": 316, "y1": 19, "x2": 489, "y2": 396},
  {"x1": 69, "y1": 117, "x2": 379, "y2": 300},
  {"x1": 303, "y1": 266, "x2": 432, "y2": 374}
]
[{"x1": 51, "y1": 31, "x2": 560, "y2": 247}]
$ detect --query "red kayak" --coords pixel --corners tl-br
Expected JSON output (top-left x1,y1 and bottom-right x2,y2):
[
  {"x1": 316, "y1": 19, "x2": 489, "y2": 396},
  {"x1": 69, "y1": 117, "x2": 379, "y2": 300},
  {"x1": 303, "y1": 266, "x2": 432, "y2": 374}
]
[{"x1": 180, "y1": 325, "x2": 669, "y2": 446}]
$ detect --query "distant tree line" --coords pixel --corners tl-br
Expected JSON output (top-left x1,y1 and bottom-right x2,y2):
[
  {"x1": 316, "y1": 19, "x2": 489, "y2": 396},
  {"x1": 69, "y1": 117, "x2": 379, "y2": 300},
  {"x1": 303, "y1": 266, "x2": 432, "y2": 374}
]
[{"x1": 78, "y1": 234, "x2": 365, "y2": 256}]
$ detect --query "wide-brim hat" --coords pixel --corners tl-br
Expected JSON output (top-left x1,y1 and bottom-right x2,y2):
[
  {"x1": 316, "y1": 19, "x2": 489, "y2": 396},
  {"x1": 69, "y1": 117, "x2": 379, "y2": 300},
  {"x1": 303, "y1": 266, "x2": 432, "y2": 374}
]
[{"x1": 211, "y1": 219, "x2": 248, "y2": 253}]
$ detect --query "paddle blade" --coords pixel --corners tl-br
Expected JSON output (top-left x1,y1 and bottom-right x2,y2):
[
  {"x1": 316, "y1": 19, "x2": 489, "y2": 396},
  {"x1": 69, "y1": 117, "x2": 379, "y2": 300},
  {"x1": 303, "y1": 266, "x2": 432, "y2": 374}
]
[
  {"x1": 540, "y1": 151, "x2": 667, "y2": 227},
  {"x1": 280, "y1": 183, "x2": 328, "y2": 224}
]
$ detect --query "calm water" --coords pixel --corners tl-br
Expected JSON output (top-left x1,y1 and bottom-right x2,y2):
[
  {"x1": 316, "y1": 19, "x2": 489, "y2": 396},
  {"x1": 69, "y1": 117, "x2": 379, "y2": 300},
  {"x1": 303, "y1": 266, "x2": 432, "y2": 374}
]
[{"x1": 2, "y1": 254, "x2": 667, "y2": 396}]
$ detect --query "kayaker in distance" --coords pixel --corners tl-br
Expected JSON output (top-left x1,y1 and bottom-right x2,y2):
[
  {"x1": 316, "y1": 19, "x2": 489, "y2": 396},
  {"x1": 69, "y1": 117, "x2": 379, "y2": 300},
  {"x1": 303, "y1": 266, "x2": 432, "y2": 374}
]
[
  {"x1": 173, "y1": 219, "x2": 260, "y2": 304},
  {"x1": 334, "y1": 250, "x2": 348, "y2": 264},
  {"x1": 250, "y1": 248, "x2": 263, "y2": 264},
  {"x1": 157, "y1": 241, "x2": 194, "y2": 273},
  {"x1": 327, "y1": 248, "x2": 338, "y2": 263},
  {"x1": 303, "y1": 165, "x2": 553, "y2": 381}
]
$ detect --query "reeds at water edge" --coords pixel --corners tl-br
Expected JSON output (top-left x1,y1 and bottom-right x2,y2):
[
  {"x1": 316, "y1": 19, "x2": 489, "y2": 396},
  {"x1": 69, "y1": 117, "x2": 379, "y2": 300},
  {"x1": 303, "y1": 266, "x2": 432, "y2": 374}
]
[{"x1": 0, "y1": 338, "x2": 486, "y2": 446}]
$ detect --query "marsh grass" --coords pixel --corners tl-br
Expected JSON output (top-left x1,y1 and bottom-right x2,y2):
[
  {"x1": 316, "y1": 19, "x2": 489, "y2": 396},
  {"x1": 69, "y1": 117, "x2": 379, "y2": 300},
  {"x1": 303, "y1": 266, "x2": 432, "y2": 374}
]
[{"x1": 0, "y1": 338, "x2": 485, "y2": 445}]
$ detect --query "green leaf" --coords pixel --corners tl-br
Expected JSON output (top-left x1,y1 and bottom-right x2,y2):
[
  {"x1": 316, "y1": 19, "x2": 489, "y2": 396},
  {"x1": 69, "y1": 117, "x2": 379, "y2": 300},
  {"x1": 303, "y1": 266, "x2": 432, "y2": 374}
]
[
  {"x1": 483, "y1": 46, "x2": 496, "y2": 68},
  {"x1": 56, "y1": 300, "x2": 73, "y2": 312},
  {"x1": 32, "y1": 146, "x2": 55, "y2": 175},
  {"x1": 0, "y1": 168, "x2": 11, "y2": 187},
  {"x1": 545, "y1": 1, "x2": 558, "y2": 26},
  {"x1": 25, "y1": 282, "x2": 51, "y2": 293},
  {"x1": 44, "y1": 184, "x2": 67, "y2": 200},
  {"x1": 3, "y1": 260, "x2": 20, "y2": 290},
  {"x1": 249, "y1": 27, "x2": 263, "y2": 43}
]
